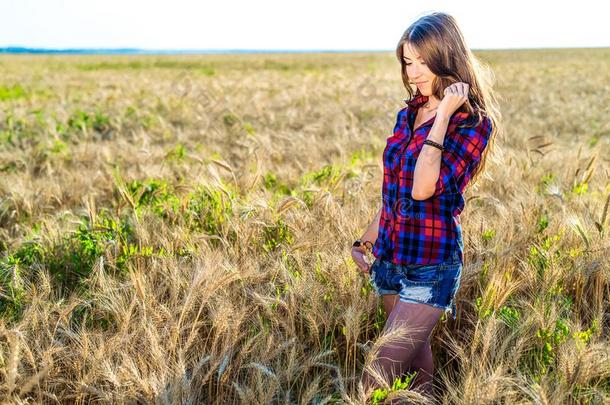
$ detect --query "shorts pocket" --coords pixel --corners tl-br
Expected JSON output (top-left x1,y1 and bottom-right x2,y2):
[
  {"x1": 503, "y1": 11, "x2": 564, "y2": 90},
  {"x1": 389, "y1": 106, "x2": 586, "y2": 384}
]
[
  {"x1": 401, "y1": 263, "x2": 441, "y2": 284},
  {"x1": 436, "y1": 263, "x2": 462, "y2": 307},
  {"x1": 371, "y1": 259, "x2": 400, "y2": 293},
  {"x1": 368, "y1": 258, "x2": 379, "y2": 277},
  {"x1": 396, "y1": 263, "x2": 441, "y2": 304}
]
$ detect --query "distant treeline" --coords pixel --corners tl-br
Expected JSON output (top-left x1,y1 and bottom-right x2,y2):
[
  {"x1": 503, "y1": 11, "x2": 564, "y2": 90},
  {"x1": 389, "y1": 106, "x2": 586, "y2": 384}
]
[{"x1": 0, "y1": 47, "x2": 388, "y2": 55}]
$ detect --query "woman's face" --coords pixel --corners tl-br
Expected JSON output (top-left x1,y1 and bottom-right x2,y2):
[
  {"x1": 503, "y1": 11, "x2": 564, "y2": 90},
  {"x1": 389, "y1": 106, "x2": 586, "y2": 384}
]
[{"x1": 402, "y1": 42, "x2": 436, "y2": 97}]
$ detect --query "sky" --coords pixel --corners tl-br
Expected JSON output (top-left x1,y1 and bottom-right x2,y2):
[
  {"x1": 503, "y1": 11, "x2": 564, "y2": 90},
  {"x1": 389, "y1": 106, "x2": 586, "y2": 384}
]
[{"x1": 1, "y1": 0, "x2": 608, "y2": 51}]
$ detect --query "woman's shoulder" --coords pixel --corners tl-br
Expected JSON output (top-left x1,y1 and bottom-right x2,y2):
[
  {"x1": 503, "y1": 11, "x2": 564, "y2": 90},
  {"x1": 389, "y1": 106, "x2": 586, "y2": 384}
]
[
  {"x1": 451, "y1": 111, "x2": 492, "y2": 136},
  {"x1": 443, "y1": 112, "x2": 491, "y2": 152}
]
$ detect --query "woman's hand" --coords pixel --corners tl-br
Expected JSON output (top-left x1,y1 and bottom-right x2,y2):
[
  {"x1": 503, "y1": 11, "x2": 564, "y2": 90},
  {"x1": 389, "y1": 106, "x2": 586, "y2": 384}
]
[
  {"x1": 437, "y1": 82, "x2": 470, "y2": 119},
  {"x1": 351, "y1": 245, "x2": 371, "y2": 275}
]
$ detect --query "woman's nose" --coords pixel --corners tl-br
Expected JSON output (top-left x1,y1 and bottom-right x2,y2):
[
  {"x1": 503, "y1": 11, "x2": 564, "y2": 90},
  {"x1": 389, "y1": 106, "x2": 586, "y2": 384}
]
[{"x1": 409, "y1": 66, "x2": 421, "y2": 78}]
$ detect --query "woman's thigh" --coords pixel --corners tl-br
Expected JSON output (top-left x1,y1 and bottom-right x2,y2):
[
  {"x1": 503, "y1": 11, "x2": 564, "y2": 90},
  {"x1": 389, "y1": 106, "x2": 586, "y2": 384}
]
[
  {"x1": 381, "y1": 300, "x2": 443, "y2": 358},
  {"x1": 382, "y1": 294, "x2": 399, "y2": 315},
  {"x1": 388, "y1": 300, "x2": 444, "y2": 331}
]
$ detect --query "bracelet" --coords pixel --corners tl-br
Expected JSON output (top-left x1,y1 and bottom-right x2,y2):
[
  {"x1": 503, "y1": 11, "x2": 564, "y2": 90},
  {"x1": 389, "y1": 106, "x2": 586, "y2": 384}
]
[
  {"x1": 353, "y1": 239, "x2": 374, "y2": 251},
  {"x1": 423, "y1": 139, "x2": 444, "y2": 151}
]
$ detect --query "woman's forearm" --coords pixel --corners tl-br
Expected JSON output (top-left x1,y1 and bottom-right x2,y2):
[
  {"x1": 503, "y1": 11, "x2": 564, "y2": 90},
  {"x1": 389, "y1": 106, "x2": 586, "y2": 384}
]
[
  {"x1": 412, "y1": 113, "x2": 451, "y2": 200},
  {"x1": 360, "y1": 206, "x2": 382, "y2": 245}
]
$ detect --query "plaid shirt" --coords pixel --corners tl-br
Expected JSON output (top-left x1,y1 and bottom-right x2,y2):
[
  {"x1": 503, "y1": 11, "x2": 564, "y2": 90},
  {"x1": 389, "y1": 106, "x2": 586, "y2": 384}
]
[{"x1": 372, "y1": 94, "x2": 492, "y2": 265}]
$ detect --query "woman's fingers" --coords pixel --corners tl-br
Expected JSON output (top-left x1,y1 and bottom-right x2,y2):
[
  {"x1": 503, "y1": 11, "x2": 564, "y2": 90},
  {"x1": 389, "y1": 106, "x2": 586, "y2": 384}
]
[
  {"x1": 445, "y1": 82, "x2": 469, "y2": 98},
  {"x1": 462, "y1": 82, "x2": 469, "y2": 98},
  {"x1": 459, "y1": 82, "x2": 469, "y2": 98},
  {"x1": 360, "y1": 259, "x2": 370, "y2": 273},
  {"x1": 352, "y1": 249, "x2": 370, "y2": 273},
  {"x1": 357, "y1": 257, "x2": 368, "y2": 272}
]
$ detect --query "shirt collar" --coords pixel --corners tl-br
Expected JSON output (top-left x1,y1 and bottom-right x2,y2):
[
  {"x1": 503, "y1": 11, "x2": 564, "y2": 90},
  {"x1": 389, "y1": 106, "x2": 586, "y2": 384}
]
[{"x1": 404, "y1": 93, "x2": 429, "y2": 108}]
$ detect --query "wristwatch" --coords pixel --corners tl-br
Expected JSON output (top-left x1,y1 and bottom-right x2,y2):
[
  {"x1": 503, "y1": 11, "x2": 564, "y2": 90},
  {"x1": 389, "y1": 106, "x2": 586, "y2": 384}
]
[{"x1": 353, "y1": 239, "x2": 374, "y2": 249}]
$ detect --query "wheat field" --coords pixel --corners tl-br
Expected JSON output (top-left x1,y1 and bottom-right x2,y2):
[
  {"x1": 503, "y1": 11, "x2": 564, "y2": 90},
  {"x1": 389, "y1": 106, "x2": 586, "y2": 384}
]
[{"x1": 0, "y1": 48, "x2": 609, "y2": 404}]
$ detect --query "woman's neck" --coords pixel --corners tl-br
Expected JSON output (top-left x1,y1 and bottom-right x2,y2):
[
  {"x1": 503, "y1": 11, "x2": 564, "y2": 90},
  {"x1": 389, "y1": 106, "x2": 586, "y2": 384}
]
[{"x1": 423, "y1": 95, "x2": 441, "y2": 109}]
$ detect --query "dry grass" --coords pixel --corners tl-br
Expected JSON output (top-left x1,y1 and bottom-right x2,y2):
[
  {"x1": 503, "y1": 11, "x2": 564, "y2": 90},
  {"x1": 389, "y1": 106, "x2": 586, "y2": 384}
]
[{"x1": 0, "y1": 48, "x2": 609, "y2": 403}]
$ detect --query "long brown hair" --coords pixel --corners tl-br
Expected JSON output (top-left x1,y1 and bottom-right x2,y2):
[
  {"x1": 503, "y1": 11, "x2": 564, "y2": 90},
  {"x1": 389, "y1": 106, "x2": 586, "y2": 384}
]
[{"x1": 396, "y1": 11, "x2": 502, "y2": 189}]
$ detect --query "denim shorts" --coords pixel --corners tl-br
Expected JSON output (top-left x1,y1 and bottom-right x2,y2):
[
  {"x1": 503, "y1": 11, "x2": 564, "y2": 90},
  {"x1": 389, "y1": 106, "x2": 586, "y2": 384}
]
[{"x1": 368, "y1": 248, "x2": 463, "y2": 321}]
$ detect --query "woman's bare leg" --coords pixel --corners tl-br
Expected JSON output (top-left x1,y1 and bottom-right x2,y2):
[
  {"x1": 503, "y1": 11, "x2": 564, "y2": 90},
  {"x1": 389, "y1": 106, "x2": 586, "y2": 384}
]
[
  {"x1": 406, "y1": 337, "x2": 435, "y2": 395},
  {"x1": 361, "y1": 300, "x2": 443, "y2": 393},
  {"x1": 382, "y1": 294, "x2": 399, "y2": 316}
]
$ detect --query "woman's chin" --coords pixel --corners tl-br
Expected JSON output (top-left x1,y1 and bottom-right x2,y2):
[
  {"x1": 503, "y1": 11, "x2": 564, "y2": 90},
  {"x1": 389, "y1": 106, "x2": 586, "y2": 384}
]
[{"x1": 413, "y1": 87, "x2": 431, "y2": 97}]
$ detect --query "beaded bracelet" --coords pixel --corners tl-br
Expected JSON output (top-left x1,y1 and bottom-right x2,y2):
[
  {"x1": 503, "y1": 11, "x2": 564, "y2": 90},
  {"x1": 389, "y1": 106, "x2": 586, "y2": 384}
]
[{"x1": 423, "y1": 139, "x2": 444, "y2": 151}]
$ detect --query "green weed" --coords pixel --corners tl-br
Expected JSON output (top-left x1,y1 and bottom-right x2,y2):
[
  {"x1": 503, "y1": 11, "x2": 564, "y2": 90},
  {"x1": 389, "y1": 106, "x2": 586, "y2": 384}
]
[
  {"x1": 186, "y1": 183, "x2": 234, "y2": 237},
  {"x1": 0, "y1": 84, "x2": 27, "y2": 101},
  {"x1": 371, "y1": 372, "x2": 417, "y2": 405},
  {"x1": 262, "y1": 218, "x2": 294, "y2": 252},
  {"x1": 481, "y1": 228, "x2": 496, "y2": 243}
]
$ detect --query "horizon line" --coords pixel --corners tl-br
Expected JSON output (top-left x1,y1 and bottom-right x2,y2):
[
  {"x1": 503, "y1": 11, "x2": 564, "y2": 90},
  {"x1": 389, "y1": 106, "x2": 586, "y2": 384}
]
[{"x1": 1, "y1": 45, "x2": 608, "y2": 55}]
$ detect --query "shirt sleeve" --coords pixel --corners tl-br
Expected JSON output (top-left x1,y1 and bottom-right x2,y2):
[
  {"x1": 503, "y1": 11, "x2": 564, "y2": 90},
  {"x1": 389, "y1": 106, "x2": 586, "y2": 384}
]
[{"x1": 431, "y1": 115, "x2": 492, "y2": 197}]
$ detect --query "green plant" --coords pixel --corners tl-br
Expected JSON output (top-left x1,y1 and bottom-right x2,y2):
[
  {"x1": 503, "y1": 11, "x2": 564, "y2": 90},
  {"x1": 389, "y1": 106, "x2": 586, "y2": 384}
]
[
  {"x1": 0, "y1": 210, "x2": 137, "y2": 322},
  {"x1": 481, "y1": 228, "x2": 496, "y2": 243},
  {"x1": 0, "y1": 255, "x2": 27, "y2": 321},
  {"x1": 263, "y1": 172, "x2": 292, "y2": 196},
  {"x1": 371, "y1": 372, "x2": 417, "y2": 405},
  {"x1": 52, "y1": 213, "x2": 135, "y2": 286},
  {"x1": 528, "y1": 232, "x2": 562, "y2": 277},
  {"x1": 537, "y1": 212, "x2": 549, "y2": 233},
  {"x1": 127, "y1": 178, "x2": 182, "y2": 219},
  {"x1": 66, "y1": 109, "x2": 111, "y2": 138},
  {"x1": 298, "y1": 189, "x2": 315, "y2": 209},
  {"x1": 301, "y1": 164, "x2": 340, "y2": 187},
  {"x1": 536, "y1": 172, "x2": 555, "y2": 194},
  {"x1": 262, "y1": 218, "x2": 294, "y2": 252},
  {"x1": 572, "y1": 181, "x2": 588, "y2": 195},
  {"x1": 187, "y1": 183, "x2": 234, "y2": 237},
  {"x1": 242, "y1": 122, "x2": 255, "y2": 135},
  {"x1": 92, "y1": 110, "x2": 110, "y2": 133},
  {"x1": 0, "y1": 114, "x2": 28, "y2": 148},
  {"x1": 49, "y1": 139, "x2": 68, "y2": 154},
  {"x1": 475, "y1": 295, "x2": 493, "y2": 319},
  {"x1": 535, "y1": 318, "x2": 571, "y2": 375},
  {"x1": 0, "y1": 84, "x2": 27, "y2": 101},
  {"x1": 67, "y1": 109, "x2": 92, "y2": 133},
  {"x1": 349, "y1": 147, "x2": 375, "y2": 167},
  {"x1": 572, "y1": 319, "x2": 599, "y2": 350},
  {"x1": 166, "y1": 143, "x2": 187, "y2": 161},
  {"x1": 263, "y1": 172, "x2": 278, "y2": 189},
  {"x1": 222, "y1": 112, "x2": 239, "y2": 127},
  {"x1": 498, "y1": 305, "x2": 521, "y2": 329}
]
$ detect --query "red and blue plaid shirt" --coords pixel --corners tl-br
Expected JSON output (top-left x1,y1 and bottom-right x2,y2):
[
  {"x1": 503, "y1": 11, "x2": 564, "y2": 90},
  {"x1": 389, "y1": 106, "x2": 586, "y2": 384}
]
[{"x1": 372, "y1": 94, "x2": 493, "y2": 265}]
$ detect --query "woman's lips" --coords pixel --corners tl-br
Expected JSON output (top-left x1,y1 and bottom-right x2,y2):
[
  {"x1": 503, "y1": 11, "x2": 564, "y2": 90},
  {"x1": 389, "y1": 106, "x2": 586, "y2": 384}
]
[{"x1": 416, "y1": 81, "x2": 427, "y2": 86}]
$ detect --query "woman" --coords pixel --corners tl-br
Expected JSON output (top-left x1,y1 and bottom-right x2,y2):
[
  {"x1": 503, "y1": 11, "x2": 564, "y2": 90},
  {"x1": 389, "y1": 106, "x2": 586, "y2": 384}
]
[{"x1": 351, "y1": 12, "x2": 501, "y2": 397}]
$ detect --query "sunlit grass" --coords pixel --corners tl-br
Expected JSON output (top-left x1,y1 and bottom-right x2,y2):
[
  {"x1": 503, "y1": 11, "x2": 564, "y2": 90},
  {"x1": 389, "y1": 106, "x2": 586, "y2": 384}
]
[{"x1": 0, "y1": 48, "x2": 609, "y2": 403}]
